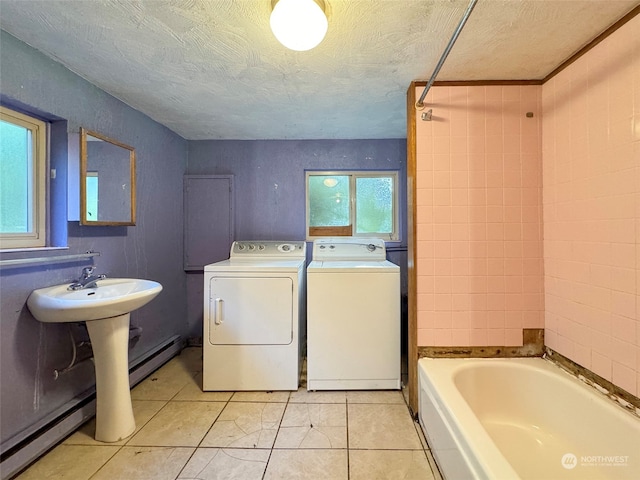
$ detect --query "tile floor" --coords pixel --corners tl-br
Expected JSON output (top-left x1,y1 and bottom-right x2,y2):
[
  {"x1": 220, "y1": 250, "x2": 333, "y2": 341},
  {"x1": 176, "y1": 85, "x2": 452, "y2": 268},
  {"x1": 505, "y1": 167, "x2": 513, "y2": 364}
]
[{"x1": 16, "y1": 348, "x2": 442, "y2": 480}]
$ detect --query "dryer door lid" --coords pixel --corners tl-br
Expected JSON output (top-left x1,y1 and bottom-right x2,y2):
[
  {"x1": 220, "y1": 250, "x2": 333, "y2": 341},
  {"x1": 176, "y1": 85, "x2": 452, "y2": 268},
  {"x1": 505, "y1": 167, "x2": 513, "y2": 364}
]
[{"x1": 209, "y1": 276, "x2": 293, "y2": 345}]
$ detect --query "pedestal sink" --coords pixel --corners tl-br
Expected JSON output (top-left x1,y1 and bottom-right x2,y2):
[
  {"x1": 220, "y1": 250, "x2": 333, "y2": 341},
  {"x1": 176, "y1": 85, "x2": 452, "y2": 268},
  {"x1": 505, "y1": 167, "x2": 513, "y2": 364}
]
[{"x1": 27, "y1": 278, "x2": 162, "y2": 442}]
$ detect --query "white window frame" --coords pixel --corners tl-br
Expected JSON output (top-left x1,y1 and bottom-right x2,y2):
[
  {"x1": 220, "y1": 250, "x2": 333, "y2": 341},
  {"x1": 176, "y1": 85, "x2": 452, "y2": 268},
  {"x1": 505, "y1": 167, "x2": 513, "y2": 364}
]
[
  {"x1": 305, "y1": 170, "x2": 399, "y2": 241},
  {"x1": 0, "y1": 106, "x2": 47, "y2": 249}
]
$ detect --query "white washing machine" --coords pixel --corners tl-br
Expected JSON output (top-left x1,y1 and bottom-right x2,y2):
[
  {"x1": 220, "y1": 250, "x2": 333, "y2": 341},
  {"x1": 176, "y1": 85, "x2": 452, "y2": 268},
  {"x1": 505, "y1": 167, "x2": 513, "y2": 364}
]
[
  {"x1": 203, "y1": 240, "x2": 306, "y2": 391},
  {"x1": 307, "y1": 237, "x2": 400, "y2": 390}
]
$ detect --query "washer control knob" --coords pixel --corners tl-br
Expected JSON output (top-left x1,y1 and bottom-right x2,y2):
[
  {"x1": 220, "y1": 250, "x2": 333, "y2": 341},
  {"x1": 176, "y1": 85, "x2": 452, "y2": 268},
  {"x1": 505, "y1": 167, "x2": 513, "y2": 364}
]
[
  {"x1": 258, "y1": 244, "x2": 265, "y2": 250},
  {"x1": 367, "y1": 243, "x2": 377, "y2": 252},
  {"x1": 329, "y1": 245, "x2": 335, "y2": 249},
  {"x1": 319, "y1": 245, "x2": 326, "y2": 249},
  {"x1": 237, "y1": 243, "x2": 245, "y2": 251},
  {"x1": 248, "y1": 244, "x2": 256, "y2": 251}
]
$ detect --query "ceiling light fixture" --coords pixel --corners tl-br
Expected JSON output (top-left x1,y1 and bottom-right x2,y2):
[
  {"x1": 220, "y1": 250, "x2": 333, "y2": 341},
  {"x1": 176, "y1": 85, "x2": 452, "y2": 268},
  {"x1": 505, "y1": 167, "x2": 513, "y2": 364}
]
[
  {"x1": 323, "y1": 177, "x2": 338, "y2": 187},
  {"x1": 270, "y1": 0, "x2": 328, "y2": 52}
]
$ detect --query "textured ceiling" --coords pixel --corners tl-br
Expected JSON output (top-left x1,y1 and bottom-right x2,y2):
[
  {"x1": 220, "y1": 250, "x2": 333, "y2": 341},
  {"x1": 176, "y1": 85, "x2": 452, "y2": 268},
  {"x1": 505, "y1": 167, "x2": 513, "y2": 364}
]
[{"x1": 0, "y1": 0, "x2": 638, "y2": 140}]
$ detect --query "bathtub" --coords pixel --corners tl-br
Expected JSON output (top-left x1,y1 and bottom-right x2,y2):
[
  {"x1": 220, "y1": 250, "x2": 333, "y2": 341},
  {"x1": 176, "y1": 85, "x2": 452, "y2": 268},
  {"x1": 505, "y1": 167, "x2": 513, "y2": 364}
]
[{"x1": 418, "y1": 357, "x2": 640, "y2": 480}]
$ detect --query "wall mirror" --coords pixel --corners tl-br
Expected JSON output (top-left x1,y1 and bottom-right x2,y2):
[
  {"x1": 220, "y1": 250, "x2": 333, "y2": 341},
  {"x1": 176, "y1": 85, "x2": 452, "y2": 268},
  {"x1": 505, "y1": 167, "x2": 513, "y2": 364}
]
[{"x1": 80, "y1": 128, "x2": 136, "y2": 226}]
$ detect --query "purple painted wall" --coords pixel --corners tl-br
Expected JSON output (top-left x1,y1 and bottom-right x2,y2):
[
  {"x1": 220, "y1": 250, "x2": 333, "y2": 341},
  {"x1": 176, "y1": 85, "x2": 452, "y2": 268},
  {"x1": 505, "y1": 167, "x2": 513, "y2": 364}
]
[
  {"x1": 0, "y1": 31, "x2": 187, "y2": 447},
  {"x1": 0, "y1": 31, "x2": 408, "y2": 453},
  {"x1": 185, "y1": 140, "x2": 408, "y2": 338},
  {"x1": 85, "y1": 141, "x2": 132, "y2": 222}
]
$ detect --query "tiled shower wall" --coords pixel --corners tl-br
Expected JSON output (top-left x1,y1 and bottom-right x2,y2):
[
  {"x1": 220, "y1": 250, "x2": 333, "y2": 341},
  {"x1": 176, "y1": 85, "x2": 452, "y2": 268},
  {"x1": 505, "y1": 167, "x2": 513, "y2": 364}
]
[
  {"x1": 542, "y1": 14, "x2": 640, "y2": 398},
  {"x1": 415, "y1": 85, "x2": 544, "y2": 347}
]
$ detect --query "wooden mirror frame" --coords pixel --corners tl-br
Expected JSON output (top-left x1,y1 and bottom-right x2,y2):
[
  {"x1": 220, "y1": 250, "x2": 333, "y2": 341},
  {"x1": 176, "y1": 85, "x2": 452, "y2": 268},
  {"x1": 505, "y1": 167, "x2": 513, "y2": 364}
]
[{"x1": 79, "y1": 128, "x2": 136, "y2": 226}]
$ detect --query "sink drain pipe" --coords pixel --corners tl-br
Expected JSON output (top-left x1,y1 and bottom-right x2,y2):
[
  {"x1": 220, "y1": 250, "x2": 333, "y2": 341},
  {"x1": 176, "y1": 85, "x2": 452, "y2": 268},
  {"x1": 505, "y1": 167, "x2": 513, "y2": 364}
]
[{"x1": 53, "y1": 324, "x2": 143, "y2": 379}]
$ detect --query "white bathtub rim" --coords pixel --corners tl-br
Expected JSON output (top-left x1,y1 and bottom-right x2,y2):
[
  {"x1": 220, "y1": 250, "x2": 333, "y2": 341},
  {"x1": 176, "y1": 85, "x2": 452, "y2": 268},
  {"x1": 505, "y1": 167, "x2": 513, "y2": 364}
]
[
  {"x1": 422, "y1": 357, "x2": 639, "y2": 423},
  {"x1": 419, "y1": 358, "x2": 520, "y2": 480},
  {"x1": 418, "y1": 357, "x2": 640, "y2": 480},
  {"x1": 419, "y1": 376, "x2": 518, "y2": 480}
]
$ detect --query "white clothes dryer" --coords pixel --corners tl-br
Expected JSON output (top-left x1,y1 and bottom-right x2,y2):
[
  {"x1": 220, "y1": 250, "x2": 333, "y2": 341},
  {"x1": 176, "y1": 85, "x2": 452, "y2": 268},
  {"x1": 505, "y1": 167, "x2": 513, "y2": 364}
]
[
  {"x1": 307, "y1": 237, "x2": 400, "y2": 390},
  {"x1": 203, "y1": 241, "x2": 306, "y2": 391}
]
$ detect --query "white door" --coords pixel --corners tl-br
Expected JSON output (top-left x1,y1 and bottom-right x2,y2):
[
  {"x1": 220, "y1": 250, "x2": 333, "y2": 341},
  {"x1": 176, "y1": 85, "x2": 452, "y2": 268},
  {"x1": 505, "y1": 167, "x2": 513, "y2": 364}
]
[{"x1": 209, "y1": 276, "x2": 293, "y2": 345}]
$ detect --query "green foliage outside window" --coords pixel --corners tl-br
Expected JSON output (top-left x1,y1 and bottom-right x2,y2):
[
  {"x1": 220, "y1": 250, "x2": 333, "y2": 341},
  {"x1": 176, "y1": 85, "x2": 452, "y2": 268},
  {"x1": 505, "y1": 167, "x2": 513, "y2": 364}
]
[
  {"x1": 308, "y1": 175, "x2": 350, "y2": 227},
  {"x1": 356, "y1": 176, "x2": 393, "y2": 234},
  {"x1": 0, "y1": 120, "x2": 30, "y2": 233},
  {"x1": 85, "y1": 173, "x2": 99, "y2": 221},
  {"x1": 306, "y1": 171, "x2": 398, "y2": 240},
  {"x1": 1, "y1": 106, "x2": 47, "y2": 249}
]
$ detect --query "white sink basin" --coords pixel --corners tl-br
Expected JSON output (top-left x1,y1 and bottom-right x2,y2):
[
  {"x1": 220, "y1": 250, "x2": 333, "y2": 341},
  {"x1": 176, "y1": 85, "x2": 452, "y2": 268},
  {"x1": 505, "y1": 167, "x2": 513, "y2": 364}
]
[
  {"x1": 27, "y1": 277, "x2": 163, "y2": 443},
  {"x1": 27, "y1": 278, "x2": 162, "y2": 323}
]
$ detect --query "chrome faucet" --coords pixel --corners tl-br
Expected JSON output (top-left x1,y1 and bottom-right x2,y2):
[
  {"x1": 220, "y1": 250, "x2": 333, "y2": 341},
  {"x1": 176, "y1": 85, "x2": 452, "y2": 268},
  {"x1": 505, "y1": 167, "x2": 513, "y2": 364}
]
[{"x1": 68, "y1": 266, "x2": 106, "y2": 290}]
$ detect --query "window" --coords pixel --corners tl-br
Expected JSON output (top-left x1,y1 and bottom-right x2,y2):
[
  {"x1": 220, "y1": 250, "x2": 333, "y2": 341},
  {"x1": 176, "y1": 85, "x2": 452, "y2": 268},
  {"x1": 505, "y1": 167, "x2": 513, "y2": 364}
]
[
  {"x1": 85, "y1": 171, "x2": 99, "y2": 221},
  {"x1": 306, "y1": 171, "x2": 398, "y2": 240},
  {"x1": 0, "y1": 106, "x2": 47, "y2": 249}
]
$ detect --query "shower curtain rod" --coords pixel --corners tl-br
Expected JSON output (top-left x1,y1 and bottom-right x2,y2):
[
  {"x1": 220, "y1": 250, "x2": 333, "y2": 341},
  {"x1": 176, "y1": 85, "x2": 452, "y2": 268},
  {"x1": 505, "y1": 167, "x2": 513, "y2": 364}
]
[{"x1": 416, "y1": 0, "x2": 478, "y2": 108}]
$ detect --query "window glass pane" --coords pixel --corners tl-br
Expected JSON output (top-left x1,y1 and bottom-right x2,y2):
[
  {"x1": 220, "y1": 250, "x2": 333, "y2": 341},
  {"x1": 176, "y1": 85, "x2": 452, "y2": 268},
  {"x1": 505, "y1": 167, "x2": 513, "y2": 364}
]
[
  {"x1": 308, "y1": 175, "x2": 350, "y2": 227},
  {"x1": 355, "y1": 176, "x2": 393, "y2": 234},
  {"x1": 306, "y1": 170, "x2": 398, "y2": 241},
  {"x1": 0, "y1": 106, "x2": 46, "y2": 249},
  {"x1": 85, "y1": 173, "x2": 99, "y2": 221},
  {"x1": 0, "y1": 120, "x2": 31, "y2": 233}
]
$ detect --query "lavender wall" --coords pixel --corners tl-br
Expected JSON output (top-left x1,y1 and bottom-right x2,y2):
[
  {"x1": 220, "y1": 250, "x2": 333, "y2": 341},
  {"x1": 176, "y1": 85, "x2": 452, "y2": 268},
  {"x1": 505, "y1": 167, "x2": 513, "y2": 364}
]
[
  {"x1": 0, "y1": 31, "x2": 187, "y2": 446},
  {"x1": 0, "y1": 30, "x2": 408, "y2": 452},
  {"x1": 185, "y1": 140, "x2": 408, "y2": 338},
  {"x1": 85, "y1": 141, "x2": 132, "y2": 222}
]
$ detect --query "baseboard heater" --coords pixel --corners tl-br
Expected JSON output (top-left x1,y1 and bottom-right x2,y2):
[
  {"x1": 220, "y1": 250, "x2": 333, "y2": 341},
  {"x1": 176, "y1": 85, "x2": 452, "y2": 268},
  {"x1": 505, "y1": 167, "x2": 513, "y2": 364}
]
[{"x1": 0, "y1": 335, "x2": 183, "y2": 480}]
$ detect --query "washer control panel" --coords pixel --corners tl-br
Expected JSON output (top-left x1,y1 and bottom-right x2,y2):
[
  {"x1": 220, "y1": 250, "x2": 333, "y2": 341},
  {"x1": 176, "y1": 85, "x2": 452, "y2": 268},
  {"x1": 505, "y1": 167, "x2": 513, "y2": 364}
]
[
  {"x1": 312, "y1": 237, "x2": 387, "y2": 261},
  {"x1": 230, "y1": 241, "x2": 306, "y2": 258}
]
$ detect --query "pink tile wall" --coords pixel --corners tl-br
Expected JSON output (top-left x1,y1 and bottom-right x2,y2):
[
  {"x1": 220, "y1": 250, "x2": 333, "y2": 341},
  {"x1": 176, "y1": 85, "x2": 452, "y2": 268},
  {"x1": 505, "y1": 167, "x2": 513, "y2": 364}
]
[
  {"x1": 542, "y1": 14, "x2": 640, "y2": 398},
  {"x1": 415, "y1": 85, "x2": 544, "y2": 348}
]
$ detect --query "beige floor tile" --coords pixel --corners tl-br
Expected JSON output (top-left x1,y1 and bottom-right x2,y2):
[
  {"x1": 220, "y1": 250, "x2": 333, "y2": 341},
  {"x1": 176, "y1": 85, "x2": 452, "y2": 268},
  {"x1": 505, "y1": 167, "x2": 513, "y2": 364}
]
[
  {"x1": 174, "y1": 373, "x2": 234, "y2": 401},
  {"x1": 414, "y1": 417, "x2": 430, "y2": 450},
  {"x1": 176, "y1": 346, "x2": 204, "y2": 374},
  {"x1": 15, "y1": 444, "x2": 119, "y2": 480},
  {"x1": 346, "y1": 390, "x2": 405, "y2": 404},
  {"x1": 264, "y1": 449, "x2": 348, "y2": 480},
  {"x1": 128, "y1": 401, "x2": 224, "y2": 446},
  {"x1": 425, "y1": 449, "x2": 444, "y2": 480},
  {"x1": 349, "y1": 450, "x2": 435, "y2": 480},
  {"x1": 20, "y1": 351, "x2": 435, "y2": 480},
  {"x1": 230, "y1": 391, "x2": 291, "y2": 402},
  {"x1": 177, "y1": 448, "x2": 269, "y2": 479},
  {"x1": 348, "y1": 404, "x2": 422, "y2": 450},
  {"x1": 401, "y1": 384, "x2": 409, "y2": 404},
  {"x1": 131, "y1": 359, "x2": 197, "y2": 401},
  {"x1": 64, "y1": 400, "x2": 166, "y2": 446},
  {"x1": 91, "y1": 446, "x2": 194, "y2": 480},
  {"x1": 274, "y1": 403, "x2": 346, "y2": 449},
  {"x1": 289, "y1": 388, "x2": 346, "y2": 404},
  {"x1": 200, "y1": 402, "x2": 286, "y2": 448}
]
